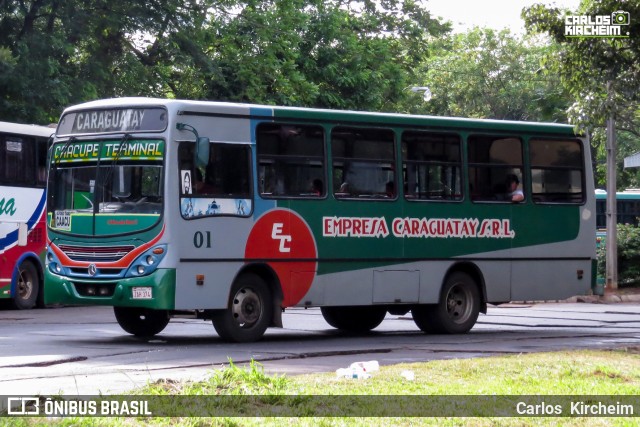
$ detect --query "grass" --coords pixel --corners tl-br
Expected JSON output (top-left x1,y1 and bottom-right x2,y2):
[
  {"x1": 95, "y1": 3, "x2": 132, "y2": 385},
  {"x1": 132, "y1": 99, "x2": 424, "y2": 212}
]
[{"x1": 4, "y1": 348, "x2": 640, "y2": 426}]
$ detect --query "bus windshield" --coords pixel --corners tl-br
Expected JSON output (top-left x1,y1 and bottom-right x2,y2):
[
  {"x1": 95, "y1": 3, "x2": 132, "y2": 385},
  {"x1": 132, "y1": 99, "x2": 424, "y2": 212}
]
[{"x1": 47, "y1": 139, "x2": 164, "y2": 236}]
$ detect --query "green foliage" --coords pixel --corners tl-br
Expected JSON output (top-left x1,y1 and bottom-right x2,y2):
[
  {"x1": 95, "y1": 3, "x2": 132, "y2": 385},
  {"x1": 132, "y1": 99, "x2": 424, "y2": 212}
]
[
  {"x1": 523, "y1": 0, "x2": 640, "y2": 196},
  {"x1": 12, "y1": 351, "x2": 640, "y2": 426},
  {"x1": 592, "y1": 127, "x2": 640, "y2": 189},
  {"x1": 137, "y1": 359, "x2": 289, "y2": 396},
  {"x1": 597, "y1": 223, "x2": 640, "y2": 286},
  {"x1": 522, "y1": 0, "x2": 640, "y2": 126},
  {"x1": 406, "y1": 28, "x2": 571, "y2": 122},
  {"x1": 194, "y1": 0, "x2": 450, "y2": 111},
  {"x1": 0, "y1": 0, "x2": 449, "y2": 124}
]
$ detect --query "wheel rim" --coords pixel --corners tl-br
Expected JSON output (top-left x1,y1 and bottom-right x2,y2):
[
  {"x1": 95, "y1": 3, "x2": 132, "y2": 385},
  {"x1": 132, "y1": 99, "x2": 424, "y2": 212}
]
[
  {"x1": 17, "y1": 269, "x2": 34, "y2": 300},
  {"x1": 445, "y1": 283, "x2": 473, "y2": 324},
  {"x1": 231, "y1": 287, "x2": 262, "y2": 328}
]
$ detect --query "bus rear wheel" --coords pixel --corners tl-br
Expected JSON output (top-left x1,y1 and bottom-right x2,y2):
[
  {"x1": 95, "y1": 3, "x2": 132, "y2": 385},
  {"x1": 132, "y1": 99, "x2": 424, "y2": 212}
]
[
  {"x1": 113, "y1": 306, "x2": 170, "y2": 337},
  {"x1": 211, "y1": 273, "x2": 273, "y2": 343},
  {"x1": 320, "y1": 306, "x2": 387, "y2": 332},
  {"x1": 412, "y1": 272, "x2": 480, "y2": 334},
  {"x1": 12, "y1": 261, "x2": 39, "y2": 310}
]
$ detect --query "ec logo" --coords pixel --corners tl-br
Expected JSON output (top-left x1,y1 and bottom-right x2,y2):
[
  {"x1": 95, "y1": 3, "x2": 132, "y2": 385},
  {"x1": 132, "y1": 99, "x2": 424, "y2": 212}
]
[
  {"x1": 271, "y1": 223, "x2": 291, "y2": 253},
  {"x1": 245, "y1": 209, "x2": 318, "y2": 306}
]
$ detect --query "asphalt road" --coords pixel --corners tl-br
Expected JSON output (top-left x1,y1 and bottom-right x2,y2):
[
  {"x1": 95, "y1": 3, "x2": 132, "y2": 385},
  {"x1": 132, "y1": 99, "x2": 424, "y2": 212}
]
[{"x1": 1, "y1": 302, "x2": 639, "y2": 395}]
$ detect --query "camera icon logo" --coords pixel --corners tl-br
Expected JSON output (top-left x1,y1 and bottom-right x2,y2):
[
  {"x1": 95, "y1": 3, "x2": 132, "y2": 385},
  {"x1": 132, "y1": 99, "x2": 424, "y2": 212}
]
[
  {"x1": 611, "y1": 10, "x2": 630, "y2": 25},
  {"x1": 7, "y1": 397, "x2": 40, "y2": 415}
]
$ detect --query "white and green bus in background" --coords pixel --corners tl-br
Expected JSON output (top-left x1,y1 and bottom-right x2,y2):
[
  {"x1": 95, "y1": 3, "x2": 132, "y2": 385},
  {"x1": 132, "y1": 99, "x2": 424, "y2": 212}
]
[
  {"x1": 44, "y1": 98, "x2": 597, "y2": 342},
  {"x1": 595, "y1": 189, "x2": 640, "y2": 246}
]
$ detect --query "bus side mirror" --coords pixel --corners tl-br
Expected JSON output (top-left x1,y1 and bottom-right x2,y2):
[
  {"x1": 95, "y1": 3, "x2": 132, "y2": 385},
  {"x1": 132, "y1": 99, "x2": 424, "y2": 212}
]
[
  {"x1": 18, "y1": 223, "x2": 28, "y2": 246},
  {"x1": 195, "y1": 137, "x2": 210, "y2": 168}
]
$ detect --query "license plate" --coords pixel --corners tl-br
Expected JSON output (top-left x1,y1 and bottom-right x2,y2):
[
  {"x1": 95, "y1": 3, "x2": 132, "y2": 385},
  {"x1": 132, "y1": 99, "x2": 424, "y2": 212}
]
[
  {"x1": 132, "y1": 287, "x2": 152, "y2": 299},
  {"x1": 55, "y1": 211, "x2": 71, "y2": 230}
]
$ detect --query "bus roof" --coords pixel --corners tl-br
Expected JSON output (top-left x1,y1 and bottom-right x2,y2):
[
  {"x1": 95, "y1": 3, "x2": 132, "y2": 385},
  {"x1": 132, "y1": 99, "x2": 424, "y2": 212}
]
[
  {"x1": 60, "y1": 97, "x2": 579, "y2": 137},
  {"x1": 0, "y1": 120, "x2": 54, "y2": 138},
  {"x1": 595, "y1": 189, "x2": 640, "y2": 200}
]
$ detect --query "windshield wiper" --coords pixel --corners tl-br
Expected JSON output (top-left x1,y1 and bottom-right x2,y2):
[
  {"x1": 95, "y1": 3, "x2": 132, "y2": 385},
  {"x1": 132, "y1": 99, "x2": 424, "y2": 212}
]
[
  {"x1": 49, "y1": 136, "x2": 76, "y2": 176},
  {"x1": 80, "y1": 193, "x2": 94, "y2": 210}
]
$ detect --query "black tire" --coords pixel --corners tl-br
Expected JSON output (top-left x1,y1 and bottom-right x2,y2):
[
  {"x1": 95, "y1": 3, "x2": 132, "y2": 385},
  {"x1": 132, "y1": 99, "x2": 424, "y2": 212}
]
[
  {"x1": 113, "y1": 306, "x2": 170, "y2": 337},
  {"x1": 412, "y1": 272, "x2": 480, "y2": 334},
  {"x1": 211, "y1": 273, "x2": 273, "y2": 343},
  {"x1": 320, "y1": 306, "x2": 387, "y2": 332},
  {"x1": 12, "y1": 261, "x2": 39, "y2": 310}
]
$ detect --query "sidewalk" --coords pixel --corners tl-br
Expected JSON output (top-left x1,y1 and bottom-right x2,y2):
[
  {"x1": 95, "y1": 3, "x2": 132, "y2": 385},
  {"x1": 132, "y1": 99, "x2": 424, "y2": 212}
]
[
  {"x1": 515, "y1": 287, "x2": 640, "y2": 304},
  {"x1": 570, "y1": 286, "x2": 640, "y2": 303}
]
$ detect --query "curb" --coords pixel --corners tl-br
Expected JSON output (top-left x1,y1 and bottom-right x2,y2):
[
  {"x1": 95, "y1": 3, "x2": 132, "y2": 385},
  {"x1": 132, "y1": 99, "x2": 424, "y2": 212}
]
[
  {"x1": 513, "y1": 292, "x2": 640, "y2": 305},
  {"x1": 565, "y1": 293, "x2": 640, "y2": 304}
]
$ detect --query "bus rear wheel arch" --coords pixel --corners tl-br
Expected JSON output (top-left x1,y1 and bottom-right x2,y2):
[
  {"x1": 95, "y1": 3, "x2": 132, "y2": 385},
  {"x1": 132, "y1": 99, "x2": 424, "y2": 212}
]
[
  {"x1": 320, "y1": 305, "x2": 387, "y2": 332},
  {"x1": 113, "y1": 306, "x2": 170, "y2": 337},
  {"x1": 211, "y1": 272, "x2": 273, "y2": 343},
  {"x1": 412, "y1": 271, "x2": 480, "y2": 334},
  {"x1": 12, "y1": 260, "x2": 40, "y2": 310}
]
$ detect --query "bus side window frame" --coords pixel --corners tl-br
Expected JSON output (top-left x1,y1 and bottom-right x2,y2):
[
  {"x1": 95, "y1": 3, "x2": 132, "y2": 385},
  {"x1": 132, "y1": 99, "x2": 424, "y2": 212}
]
[
  {"x1": 177, "y1": 140, "x2": 253, "y2": 219},
  {"x1": 330, "y1": 126, "x2": 397, "y2": 201},
  {"x1": 467, "y1": 134, "x2": 524, "y2": 203},
  {"x1": 401, "y1": 130, "x2": 463, "y2": 202},
  {"x1": 256, "y1": 123, "x2": 326, "y2": 199},
  {"x1": 529, "y1": 137, "x2": 585, "y2": 205}
]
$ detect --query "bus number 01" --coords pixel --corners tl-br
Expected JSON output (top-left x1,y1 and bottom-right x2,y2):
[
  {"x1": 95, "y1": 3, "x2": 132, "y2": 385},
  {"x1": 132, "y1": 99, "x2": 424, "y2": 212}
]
[{"x1": 193, "y1": 231, "x2": 212, "y2": 248}]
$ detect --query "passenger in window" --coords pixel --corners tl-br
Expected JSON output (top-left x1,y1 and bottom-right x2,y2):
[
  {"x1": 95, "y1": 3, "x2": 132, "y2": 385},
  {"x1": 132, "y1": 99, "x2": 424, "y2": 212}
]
[
  {"x1": 194, "y1": 169, "x2": 215, "y2": 194},
  {"x1": 336, "y1": 182, "x2": 350, "y2": 196},
  {"x1": 311, "y1": 178, "x2": 323, "y2": 196},
  {"x1": 506, "y1": 174, "x2": 524, "y2": 202}
]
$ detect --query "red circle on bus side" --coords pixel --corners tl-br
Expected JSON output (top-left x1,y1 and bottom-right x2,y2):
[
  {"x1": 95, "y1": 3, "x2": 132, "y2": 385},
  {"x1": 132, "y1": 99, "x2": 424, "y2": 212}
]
[{"x1": 245, "y1": 209, "x2": 317, "y2": 307}]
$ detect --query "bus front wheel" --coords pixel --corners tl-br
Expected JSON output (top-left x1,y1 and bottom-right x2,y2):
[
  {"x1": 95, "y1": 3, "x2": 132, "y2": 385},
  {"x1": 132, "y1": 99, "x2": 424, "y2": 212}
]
[
  {"x1": 211, "y1": 273, "x2": 273, "y2": 343},
  {"x1": 321, "y1": 306, "x2": 387, "y2": 332},
  {"x1": 113, "y1": 306, "x2": 170, "y2": 337},
  {"x1": 12, "y1": 261, "x2": 39, "y2": 310},
  {"x1": 412, "y1": 272, "x2": 480, "y2": 334}
]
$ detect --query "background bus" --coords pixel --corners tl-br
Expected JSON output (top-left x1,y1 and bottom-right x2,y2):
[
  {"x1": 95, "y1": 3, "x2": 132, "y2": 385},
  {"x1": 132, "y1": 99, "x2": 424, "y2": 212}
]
[
  {"x1": 595, "y1": 189, "x2": 640, "y2": 247},
  {"x1": 44, "y1": 98, "x2": 597, "y2": 342},
  {"x1": 0, "y1": 121, "x2": 52, "y2": 309}
]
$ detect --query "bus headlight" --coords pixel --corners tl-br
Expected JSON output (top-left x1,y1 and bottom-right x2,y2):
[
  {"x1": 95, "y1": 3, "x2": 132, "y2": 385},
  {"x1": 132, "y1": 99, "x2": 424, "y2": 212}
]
[
  {"x1": 47, "y1": 248, "x2": 67, "y2": 275},
  {"x1": 125, "y1": 245, "x2": 167, "y2": 278}
]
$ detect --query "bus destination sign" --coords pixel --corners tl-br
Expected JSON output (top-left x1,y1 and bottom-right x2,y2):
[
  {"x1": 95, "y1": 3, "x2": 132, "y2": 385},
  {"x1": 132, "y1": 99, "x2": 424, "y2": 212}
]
[
  {"x1": 52, "y1": 140, "x2": 165, "y2": 163},
  {"x1": 57, "y1": 108, "x2": 167, "y2": 135}
]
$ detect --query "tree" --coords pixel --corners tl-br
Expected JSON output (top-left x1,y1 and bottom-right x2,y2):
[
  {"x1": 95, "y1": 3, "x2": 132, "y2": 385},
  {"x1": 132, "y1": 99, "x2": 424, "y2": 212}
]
[
  {"x1": 0, "y1": 0, "x2": 217, "y2": 123},
  {"x1": 522, "y1": 0, "x2": 640, "y2": 172},
  {"x1": 405, "y1": 27, "x2": 570, "y2": 122},
  {"x1": 523, "y1": 0, "x2": 640, "y2": 289},
  {"x1": 184, "y1": 0, "x2": 450, "y2": 111},
  {"x1": 0, "y1": 0, "x2": 450, "y2": 123}
]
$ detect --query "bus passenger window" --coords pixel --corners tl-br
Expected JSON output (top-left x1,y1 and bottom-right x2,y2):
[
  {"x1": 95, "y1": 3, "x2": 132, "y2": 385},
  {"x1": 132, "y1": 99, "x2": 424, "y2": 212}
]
[
  {"x1": 468, "y1": 135, "x2": 523, "y2": 202},
  {"x1": 331, "y1": 127, "x2": 395, "y2": 199},
  {"x1": 177, "y1": 141, "x2": 252, "y2": 218},
  {"x1": 256, "y1": 124, "x2": 325, "y2": 198},
  {"x1": 402, "y1": 131, "x2": 462, "y2": 201},
  {"x1": 529, "y1": 139, "x2": 584, "y2": 204},
  {"x1": 1, "y1": 136, "x2": 36, "y2": 186}
]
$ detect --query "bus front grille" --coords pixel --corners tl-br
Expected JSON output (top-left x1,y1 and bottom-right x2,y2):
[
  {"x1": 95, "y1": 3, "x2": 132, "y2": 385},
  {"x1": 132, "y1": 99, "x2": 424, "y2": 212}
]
[{"x1": 58, "y1": 244, "x2": 135, "y2": 262}]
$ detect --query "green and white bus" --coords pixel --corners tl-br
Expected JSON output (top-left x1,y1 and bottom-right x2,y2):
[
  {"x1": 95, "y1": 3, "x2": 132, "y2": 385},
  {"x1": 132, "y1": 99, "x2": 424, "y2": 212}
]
[
  {"x1": 595, "y1": 189, "x2": 640, "y2": 236},
  {"x1": 44, "y1": 98, "x2": 597, "y2": 342}
]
